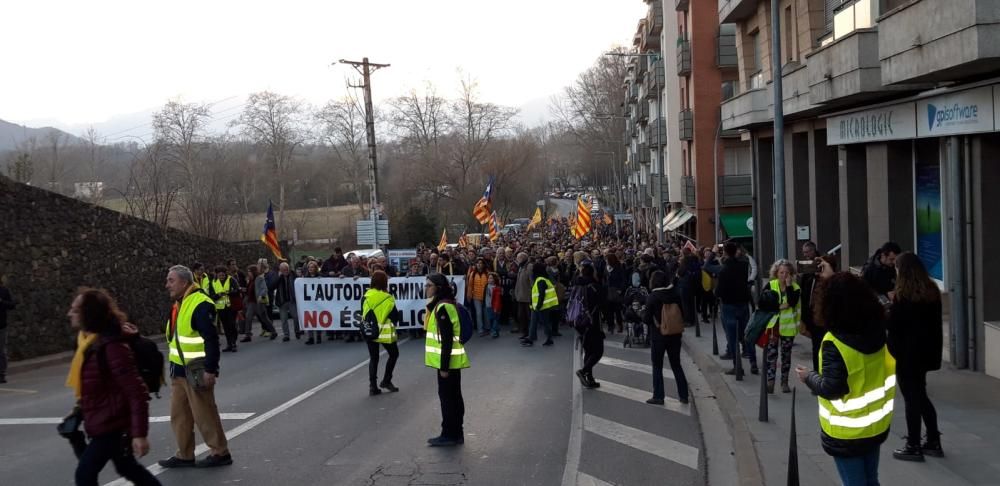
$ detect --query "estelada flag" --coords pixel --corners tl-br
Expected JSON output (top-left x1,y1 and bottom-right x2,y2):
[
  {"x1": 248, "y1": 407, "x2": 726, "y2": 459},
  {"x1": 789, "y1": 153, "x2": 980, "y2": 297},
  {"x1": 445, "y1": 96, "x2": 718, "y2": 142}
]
[
  {"x1": 260, "y1": 200, "x2": 284, "y2": 260},
  {"x1": 458, "y1": 232, "x2": 469, "y2": 248},
  {"x1": 437, "y1": 228, "x2": 448, "y2": 251},
  {"x1": 603, "y1": 212, "x2": 613, "y2": 225},
  {"x1": 683, "y1": 240, "x2": 698, "y2": 253},
  {"x1": 472, "y1": 176, "x2": 495, "y2": 225}
]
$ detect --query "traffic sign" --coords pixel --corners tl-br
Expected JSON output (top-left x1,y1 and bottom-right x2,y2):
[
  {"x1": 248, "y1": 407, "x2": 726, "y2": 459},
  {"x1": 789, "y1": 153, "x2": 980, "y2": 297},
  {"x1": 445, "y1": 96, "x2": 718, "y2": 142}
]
[
  {"x1": 357, "y1": 219, "x2": 390, "y2": 245},
  {"x1": 614, "y1": 213, "x2": 633, "y2": 221}
]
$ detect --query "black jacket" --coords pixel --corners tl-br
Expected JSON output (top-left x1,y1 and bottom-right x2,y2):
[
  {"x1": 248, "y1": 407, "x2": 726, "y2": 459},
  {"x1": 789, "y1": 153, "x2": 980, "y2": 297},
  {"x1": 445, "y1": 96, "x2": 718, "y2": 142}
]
[
  {"x1": 0, "y1": 285, "x2": 14, "y2": 330},
  {"x1": 799, "y1": 273, "x2": 820, "y2": 333},
  {"x1": 863, "y1": 259, "x2": 896, "y2": 296},
  {"x1": 275, "y1": 273, "x2": 296, "y2": 306},
  {"x1": 887, "y1": 298, "x2": 943, "y2": 373},
  {"x1": 805, "y1": 320, "x2": 889, "y2": 457},
  {"x1": 714, "y1": 259, "x2": 750, "y2": 305},
  {"x1": 642, "y1": 285, "x2": 682, "y2": 343},
  {"x1": 574, "y1": 275, "x2": 604, "y2": 330}
]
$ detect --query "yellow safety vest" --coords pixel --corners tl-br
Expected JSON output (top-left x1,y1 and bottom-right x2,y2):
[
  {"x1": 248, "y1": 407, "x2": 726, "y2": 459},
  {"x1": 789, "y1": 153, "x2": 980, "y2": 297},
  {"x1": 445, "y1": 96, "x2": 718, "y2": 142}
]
[
  {"x1": 766, "y1": 279, "x2": 801, "y2": 337},
  {"x1": 425, "y1": 302, "x2": 470, "y2": 370},
  {"x1": 531, "y1": 277, "x2": 558, "y2": 311},
  {"x1": 817, "y1": 333, "x2": 896, "y2": 440},
  {"x1": 211, "y1": 278, "x2": 231, "y2": 310},
  {"x1": 362, "y1": 289, "x2": 397, "y2": 344},
  {"x1": 198, "y1": 274, "x2": 210, "y2": 290},
  {"x1": 164, "y1": 290, "x2": 215, "y2": 366}
]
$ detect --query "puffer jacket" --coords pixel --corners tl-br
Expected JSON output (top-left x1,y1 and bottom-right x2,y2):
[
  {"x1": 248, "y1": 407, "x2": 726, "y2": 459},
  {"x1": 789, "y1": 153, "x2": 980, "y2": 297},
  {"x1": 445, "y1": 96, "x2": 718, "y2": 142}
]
[
  {"x1": 805, "y1": 319, "x2": 890, "y2": 457},
  {"x1": 80, "y1": 324, "x2": 150, "y2": 439}
]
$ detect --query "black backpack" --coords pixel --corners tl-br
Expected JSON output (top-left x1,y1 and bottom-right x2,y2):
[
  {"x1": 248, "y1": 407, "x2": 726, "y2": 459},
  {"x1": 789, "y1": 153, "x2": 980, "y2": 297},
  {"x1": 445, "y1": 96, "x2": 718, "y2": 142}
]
[{"x1": 98, "y1": 335, "x2": 165, "y2": 398}]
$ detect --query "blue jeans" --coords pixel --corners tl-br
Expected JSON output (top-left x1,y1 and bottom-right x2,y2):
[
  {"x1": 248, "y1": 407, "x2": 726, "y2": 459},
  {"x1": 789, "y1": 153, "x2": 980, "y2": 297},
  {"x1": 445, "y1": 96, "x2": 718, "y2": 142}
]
[
  {"x1": 472, "y1": 299, "x2": 487, "y2": 331},
  {"x1": 833, "y1": 447, "x2": 881, "y2": 486},
  {"x1": 721, "y1": 303, "x2": 755, "y2": 365},
  {"x1": 529, "y1": 310, "x2": 551, "y2": 341},
  {"x1": 486, "y1": 307, "x2": 500, "y2": 336}
]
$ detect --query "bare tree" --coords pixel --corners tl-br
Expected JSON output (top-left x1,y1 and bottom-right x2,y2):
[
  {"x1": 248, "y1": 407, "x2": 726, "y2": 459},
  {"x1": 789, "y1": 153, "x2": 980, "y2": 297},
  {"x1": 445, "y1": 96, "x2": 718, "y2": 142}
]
[
  {"x1": 81, "y1": 127, "x2": 107, "y2": 203},
  {"x1": 5, "y1": 152, "x2": 34, "y2": 183},
  {"x1": 314, "y1": 88, "x2": 370, "y2": 215},
  {"x1": 233, "y1": 91, "x2": 305, "y2": 227},
  {"x1": 448, "y1": 76, "x2": 518, "y2": 196},
  {"x1": 119, "y1": 141, "x2": 180, "y2": 228},
  {"x1": 43, "y1": 130, "x2": 71, "y2": 193}
]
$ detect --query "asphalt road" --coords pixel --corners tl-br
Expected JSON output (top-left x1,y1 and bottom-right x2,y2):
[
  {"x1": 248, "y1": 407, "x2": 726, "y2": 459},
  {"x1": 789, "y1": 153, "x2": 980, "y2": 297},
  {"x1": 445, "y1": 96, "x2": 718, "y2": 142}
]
[
  {"x1": 0, "y1": 322, "x2": 707, "y2": 486},
  {"x1": 548, "y1": 198, "x2": 578, "y2": 218}
]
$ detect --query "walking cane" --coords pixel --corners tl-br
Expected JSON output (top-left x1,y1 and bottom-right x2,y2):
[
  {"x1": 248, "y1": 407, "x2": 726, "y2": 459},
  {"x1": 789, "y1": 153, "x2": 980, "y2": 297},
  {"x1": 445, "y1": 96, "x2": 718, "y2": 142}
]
[{"x1": 788, "y1": 387, "x2": 799, "y2": 486}]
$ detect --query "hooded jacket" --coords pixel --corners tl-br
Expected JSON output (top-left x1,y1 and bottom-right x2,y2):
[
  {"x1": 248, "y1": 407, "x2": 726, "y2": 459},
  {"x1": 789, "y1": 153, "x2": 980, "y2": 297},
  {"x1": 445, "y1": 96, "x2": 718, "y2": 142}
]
[
  {"x1": 80, "y1": 323, "x2": 150, "y2": 439},
  {"x1": 805, "y1": 319, "x2": 890, "y2": 457}
]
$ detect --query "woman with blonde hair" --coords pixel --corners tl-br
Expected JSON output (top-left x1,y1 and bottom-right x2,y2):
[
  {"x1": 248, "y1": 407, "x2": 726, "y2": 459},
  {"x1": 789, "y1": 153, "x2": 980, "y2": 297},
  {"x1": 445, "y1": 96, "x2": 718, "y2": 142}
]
[{"x1": 762, "y1": 259, "x2": 801, "y2": 393}]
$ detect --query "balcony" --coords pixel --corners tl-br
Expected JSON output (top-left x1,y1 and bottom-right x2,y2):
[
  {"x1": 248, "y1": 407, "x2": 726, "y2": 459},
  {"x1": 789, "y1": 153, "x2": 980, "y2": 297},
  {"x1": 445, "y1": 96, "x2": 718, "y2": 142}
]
[
  {"x1": 646, "y1": 58, "x2": 665, "y2": 96},
  {"x1": 677, "y1": 39, "x2": 692, "y2": 77},
  {"x1": 682, "y1": 176, "x2": 696, "y2": 208},
  {"x1": 879, "y1": 0, "x2": 1000, "y2": 85},
  {"x1": 808, "y1": 28, "x2": 894, "y2": 105},
  {"x1": 629, "y1": 83, "x2": 639, "y2": 101},
  {"x1": 676, "y1": 0, "x2": 689, "y2": 11},
  {"x1": 717, "y1": 24, "x2": 738, "y2": 68},
  {"x1": 718, "y1": 175, "x2": 752, "y2": 207},
  {"x1": 647, "y1": 118, "x2": 667, "y2": 146},
  {"x1": 718, "y1": 0, "x2": 759, "y2": 24},
  {"x1": 721, "y1": 88, "x2": 771, "y2": 130},
  {"x1": 647, "y1": 1, "x2": 663, "y2": 36},
  {"x1": 678, "y1": 109, "x2": 694, "y2": 141},
  {"x1": 637, "y1": 144, "x2": 651, "y2": 164},
  {"x1": 638, "y1": 101, "x2": 650, "y2": 122}
]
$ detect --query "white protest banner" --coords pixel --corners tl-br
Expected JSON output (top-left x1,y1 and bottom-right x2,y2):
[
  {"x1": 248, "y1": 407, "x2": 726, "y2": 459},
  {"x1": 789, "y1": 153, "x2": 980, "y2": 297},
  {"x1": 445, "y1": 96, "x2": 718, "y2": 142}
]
[{"x1": 294, "y1": 276, "x2": 466, "y2": 331}]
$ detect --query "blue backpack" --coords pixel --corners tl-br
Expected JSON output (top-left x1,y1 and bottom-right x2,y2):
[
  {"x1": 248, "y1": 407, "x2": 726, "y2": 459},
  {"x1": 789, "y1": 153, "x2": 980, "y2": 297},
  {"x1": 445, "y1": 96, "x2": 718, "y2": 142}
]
[{"x1": 443, "y1": 300, "x2": 475, "y2": 344}]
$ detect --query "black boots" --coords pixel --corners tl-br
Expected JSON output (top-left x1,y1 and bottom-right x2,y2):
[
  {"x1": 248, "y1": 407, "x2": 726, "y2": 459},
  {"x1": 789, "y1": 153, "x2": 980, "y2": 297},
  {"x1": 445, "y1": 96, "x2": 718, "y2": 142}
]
[
  {"x1": 922, "y1": 436, "x2": 945, "y2": 457},
  {"x1": 379, "y1": 381, "x2": 399, "y2": 393},
  {"x1": 893, "y1": 441, "x2": 924, "y2": 462},
  {"x1": 576, "y1": 369, "x2": 600, "y2": 389}
]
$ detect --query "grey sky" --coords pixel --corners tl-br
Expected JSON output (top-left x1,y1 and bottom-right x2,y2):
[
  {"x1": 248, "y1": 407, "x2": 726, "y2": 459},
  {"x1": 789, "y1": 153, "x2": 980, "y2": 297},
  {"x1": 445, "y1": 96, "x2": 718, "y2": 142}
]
[{"x1": 3, "y1": 0, "x2": 645, "y2": 134}]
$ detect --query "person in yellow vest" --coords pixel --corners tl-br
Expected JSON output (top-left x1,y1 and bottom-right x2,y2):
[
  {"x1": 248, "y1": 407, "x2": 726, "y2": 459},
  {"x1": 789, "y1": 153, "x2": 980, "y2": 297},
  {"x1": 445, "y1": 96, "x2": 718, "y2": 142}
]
[
  {"x1": 523, "y1": 263, "x2": 558, "y2": 347},
  {"x1": 191, "y1": 262, "x2": 211, "y2": 291},
  {"x1": 158, "y1": 265, "x2": 233, "y2": 469},
  {"x1": 763, "y1": 259, "x2": 801, "y2": 394},
  {"x1": 362, "y1": 271, "x2": 401, "y2": 396},
  {"x1": 208, "y1": 266, "x2": 239, "y2": 353},
  {"x1": 424, "y1": 273, "x2": 469, "y2": 447},
  {"x1": 797, "y1": 272, "x2": 895, "y2": 486}
]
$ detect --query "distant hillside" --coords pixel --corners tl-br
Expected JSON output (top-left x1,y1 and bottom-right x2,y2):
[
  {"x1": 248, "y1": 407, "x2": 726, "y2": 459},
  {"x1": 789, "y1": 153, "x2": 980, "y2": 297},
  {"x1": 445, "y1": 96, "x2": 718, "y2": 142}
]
[{"x1": 0, "y1": 118, "x2": 84, "y2": 152}]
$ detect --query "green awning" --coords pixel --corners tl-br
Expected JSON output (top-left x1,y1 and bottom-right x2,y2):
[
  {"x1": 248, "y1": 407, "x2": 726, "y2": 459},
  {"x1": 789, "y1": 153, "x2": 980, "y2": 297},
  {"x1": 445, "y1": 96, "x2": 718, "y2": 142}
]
[{"x1": 720, "y1": 213, "x2": 753, "y2": 239}]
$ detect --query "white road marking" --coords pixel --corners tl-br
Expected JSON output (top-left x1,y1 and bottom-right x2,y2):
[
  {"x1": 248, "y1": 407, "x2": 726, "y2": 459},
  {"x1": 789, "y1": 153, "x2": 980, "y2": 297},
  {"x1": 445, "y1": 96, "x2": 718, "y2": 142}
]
[
  {"x1": 0, "y1": 413, "x2": 255, "y2": 426},
  {"x1": 594, "y1": 380, "x2": 691, "y2": 416},
  {"x1": 0, "y1": 387, "x2": 38, "y2": 394},
  {"x1": 583, "y1": 414, "x2": 700, "y2": 470},
  {"x1": 103, "y1": 339, "x2": 407, "y2": 486},
  {"x1": 598, "y1": 357, "x2": 676, "y2": 380},
  {"x1": 577, "y1": 471, "x2": 615, "y2": 486},
  {"x1": 561, "y1": 341, "x2": 584, "y2": 486}
]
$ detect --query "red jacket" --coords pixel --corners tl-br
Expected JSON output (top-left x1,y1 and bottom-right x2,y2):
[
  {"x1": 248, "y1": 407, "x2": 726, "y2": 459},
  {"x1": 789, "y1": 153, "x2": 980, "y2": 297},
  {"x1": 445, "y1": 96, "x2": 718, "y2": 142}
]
[
  {"x1": 80, "y1": 325, "x2": 151, "y2": 438},
  {"x1": 490, "y1": 286, "x2": 502, "y2": 313}
]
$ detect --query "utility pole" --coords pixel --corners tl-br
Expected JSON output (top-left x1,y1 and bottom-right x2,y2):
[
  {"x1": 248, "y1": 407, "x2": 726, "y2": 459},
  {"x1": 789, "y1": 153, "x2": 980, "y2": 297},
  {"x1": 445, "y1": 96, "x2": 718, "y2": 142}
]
[
  {"x1": 340, "y1": 57, "x2": 390, "y2": 249},
  {"x1": 770, "y1": 0, "x2": 787, "y2": 259}
]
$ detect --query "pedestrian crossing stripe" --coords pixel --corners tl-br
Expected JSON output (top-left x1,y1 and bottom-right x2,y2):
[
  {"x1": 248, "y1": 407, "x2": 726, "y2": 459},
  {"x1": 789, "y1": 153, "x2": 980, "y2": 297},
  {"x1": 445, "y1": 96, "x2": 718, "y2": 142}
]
[
  {"x1": 598, "y1": 357, "x2": 675, "y2": 380},
  {"x1": 584, "y1": 414, "x2": 700, "y2": 470},
  {"x1": 594, "y1": 380, "x2": 690, "y2": 416}
]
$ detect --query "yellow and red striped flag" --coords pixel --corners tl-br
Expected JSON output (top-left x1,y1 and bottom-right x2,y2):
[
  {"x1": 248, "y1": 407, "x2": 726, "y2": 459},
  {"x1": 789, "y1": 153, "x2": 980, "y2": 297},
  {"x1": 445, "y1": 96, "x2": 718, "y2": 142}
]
[
  {"x1": 472, "y1": 176, "x2": 495, "y2": 225},
  {"x1": 488, "y1": 211, "x2": 500, "y2": 241},
  {"x1": 603, "y1": 212, "x2": 613, "y2": 225},
  {"x1": 527, "y1": 207, "x2": 542, "y2": 230},
  {"x1": 458, "y1": 232, "x2": 469, "y2": 248},
  {"x1": 573, "y1": 196, "x2": 591, "y2": 239},
  {"x1": 260, "y1": 200, "x2": 284, "y2": 260},
  {"x1": 437, "y1": 228, "x2": 448, "y2": 251}
]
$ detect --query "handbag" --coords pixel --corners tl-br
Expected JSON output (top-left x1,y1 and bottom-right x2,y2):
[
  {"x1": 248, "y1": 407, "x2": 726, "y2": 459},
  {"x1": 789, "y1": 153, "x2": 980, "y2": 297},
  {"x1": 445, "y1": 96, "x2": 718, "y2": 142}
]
[{"x1": 176, "y1": 340, "x2": 207, "y2": 390}]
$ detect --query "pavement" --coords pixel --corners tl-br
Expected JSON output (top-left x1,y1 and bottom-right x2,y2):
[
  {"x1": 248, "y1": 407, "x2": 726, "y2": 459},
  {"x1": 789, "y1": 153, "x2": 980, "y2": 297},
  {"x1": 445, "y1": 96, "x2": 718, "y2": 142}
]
[
  {"x1": 0, "y1": 320, "x2": 710, "y2": 486},
  {"x1": 684, "y1": 313, "x2": 1000, "y2": 486}
]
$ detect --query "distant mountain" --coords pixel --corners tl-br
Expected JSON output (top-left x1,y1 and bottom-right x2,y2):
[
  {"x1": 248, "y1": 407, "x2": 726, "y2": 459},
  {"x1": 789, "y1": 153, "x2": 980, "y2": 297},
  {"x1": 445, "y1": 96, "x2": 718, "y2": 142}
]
[{"x1": 0, "y1": 119, "x2": 85, "y2": 152}]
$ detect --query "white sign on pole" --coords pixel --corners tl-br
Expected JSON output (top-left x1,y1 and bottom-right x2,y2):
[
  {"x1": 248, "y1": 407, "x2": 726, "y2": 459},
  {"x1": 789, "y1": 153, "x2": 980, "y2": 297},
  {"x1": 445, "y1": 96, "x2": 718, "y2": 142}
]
[
  {"x1": 356, "y1": 220, "x2": 390, "y2": 245},
  {"x1": 615, "y1": 213, "x2": 634, "y2": 221},
  {"x1": 295, "y1": 276, "x2": 466, "y2": 331}
]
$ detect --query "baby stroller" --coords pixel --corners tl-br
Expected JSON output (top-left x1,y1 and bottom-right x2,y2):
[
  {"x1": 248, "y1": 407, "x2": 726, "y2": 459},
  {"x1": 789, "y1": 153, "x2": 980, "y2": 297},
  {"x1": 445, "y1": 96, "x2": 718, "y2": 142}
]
[{"x1": 621, "y1": 285, "x2": 650, "y2": 348}]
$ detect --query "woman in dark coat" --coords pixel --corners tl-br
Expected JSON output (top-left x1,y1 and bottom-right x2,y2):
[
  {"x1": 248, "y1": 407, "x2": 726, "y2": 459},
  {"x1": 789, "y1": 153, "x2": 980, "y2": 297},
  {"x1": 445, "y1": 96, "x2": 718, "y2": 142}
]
[
  {"x1": 67, "y1": 288, "x2": 159, "y2": 486},
  {"x1": 642, "y1": 271, "x2": 689, "y2": 405},
  {"x1": 887, "y1": 252, "x2": 944, "y2": 461}
]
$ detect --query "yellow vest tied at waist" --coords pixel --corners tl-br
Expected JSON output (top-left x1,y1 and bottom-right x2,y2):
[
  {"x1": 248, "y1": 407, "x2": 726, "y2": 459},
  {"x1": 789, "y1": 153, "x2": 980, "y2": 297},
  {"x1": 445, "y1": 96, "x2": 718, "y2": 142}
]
[
  {"x1": 165, "y1": 290, "x2": 215, "y2": 366},
  {"x1": 766, "y1": 279, "x2": 801, "y2": 337},
  {"x1": 531, "y1": 277, "x2": 558, "y2": 311},
  {"x1": 425, "y1": 302, "x2": 470, "y2": 370},
  {"x1": 212, "y1": 278, "x2": 231, "y2": 310},
  {"x1": 362, "y1": 288, "x2": 397, "y2": 344},
  {"x1": 817, "y1": 332, "x2": 896, "y2": 440}
]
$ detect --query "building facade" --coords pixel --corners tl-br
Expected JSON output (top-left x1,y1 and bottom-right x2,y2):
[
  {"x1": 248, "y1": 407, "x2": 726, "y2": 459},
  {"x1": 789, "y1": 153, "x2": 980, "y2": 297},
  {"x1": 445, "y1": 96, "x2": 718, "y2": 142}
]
[{"x1": 718, "y1": 0, "x2": 1000, "y2": 374}]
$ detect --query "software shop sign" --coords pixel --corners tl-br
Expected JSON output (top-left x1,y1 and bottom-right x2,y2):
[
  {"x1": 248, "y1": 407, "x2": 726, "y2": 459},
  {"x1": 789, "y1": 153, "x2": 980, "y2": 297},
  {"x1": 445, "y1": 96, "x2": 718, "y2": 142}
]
[{"x1": 917, "y1": 86, "x2": 994, "y2": 137}]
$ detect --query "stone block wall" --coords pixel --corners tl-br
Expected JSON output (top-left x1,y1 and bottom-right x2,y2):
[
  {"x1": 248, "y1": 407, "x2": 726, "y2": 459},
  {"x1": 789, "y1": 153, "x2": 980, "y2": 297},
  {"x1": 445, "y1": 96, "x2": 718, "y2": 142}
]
[{"x1": 0, "y1": 175, "x2": 266, "y2": 360}]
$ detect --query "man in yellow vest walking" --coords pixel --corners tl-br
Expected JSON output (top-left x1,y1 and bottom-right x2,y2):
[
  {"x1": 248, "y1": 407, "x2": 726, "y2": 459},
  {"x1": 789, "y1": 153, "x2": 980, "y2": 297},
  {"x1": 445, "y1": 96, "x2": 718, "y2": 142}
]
[
  {"x1": 158, "y1": 265, "x2": 233, "y2": 469},
  {"x1": 424, "y1": 273, "x2": 469, "y2": 447}
]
